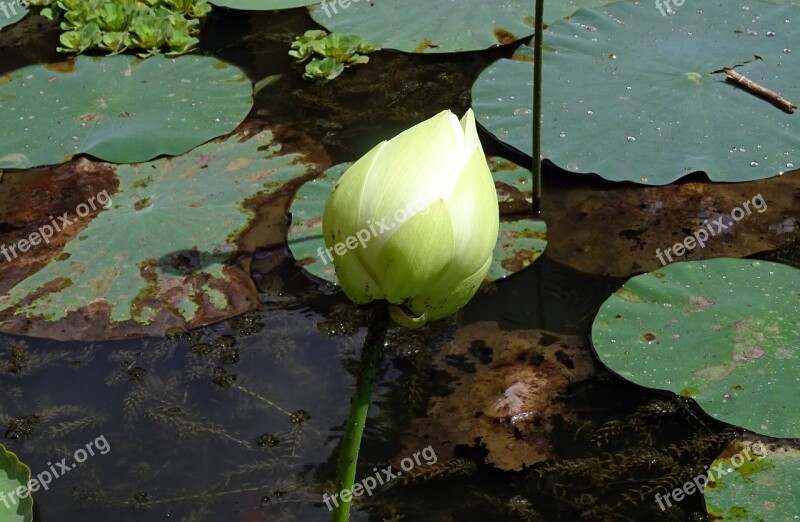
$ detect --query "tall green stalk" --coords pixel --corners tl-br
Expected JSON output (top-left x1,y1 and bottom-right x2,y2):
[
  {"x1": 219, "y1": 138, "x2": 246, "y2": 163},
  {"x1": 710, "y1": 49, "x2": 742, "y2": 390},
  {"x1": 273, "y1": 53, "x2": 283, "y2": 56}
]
[
  {"x1": 331, "y1": 305, "x2": 389, "y2": 522},
  {"x1": 532, "y1": 0, "x2": 544, "y2": 214}
]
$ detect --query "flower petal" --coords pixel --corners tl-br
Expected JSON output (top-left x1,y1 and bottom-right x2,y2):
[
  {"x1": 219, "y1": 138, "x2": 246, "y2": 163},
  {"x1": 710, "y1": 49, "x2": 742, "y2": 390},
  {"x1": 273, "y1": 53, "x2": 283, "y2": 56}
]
[
  {"x1": 333, "y1": 247, "x2": 383, "y2": 304},
  {"x1": 323, "y1": 141, "x2": 386, "y2": 253},
  {"x1": 460, "y1": 108, "x2": 484, "y2": 158},
  {"x1": 446, "y1": 147, "x2": 499, "y2": 271},
  {"x1": 409, "y1": 254, "x2": 492, "y2": 321},
  {"x1": 372, "y1": 198, "x2": 455, "y2": 303},
  {"x1": 357, "y1": 110, "x2": 467, "y2": 252}
]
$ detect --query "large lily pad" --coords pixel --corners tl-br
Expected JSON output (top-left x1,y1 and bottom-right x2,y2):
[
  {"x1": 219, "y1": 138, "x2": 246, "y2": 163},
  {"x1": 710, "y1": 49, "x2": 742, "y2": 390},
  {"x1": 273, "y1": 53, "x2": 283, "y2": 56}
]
[
  {"x1": 0, "y1": 124, "x2": 328, "y2": 340},
  {"x1": 0, "y1": 55, "x2": 252, "y2": 169},
  {"x1": 0, "y1": 444, "x2": 32, "y2": 522},
  {"x1": 473, "y1": 0, "x2": 800, "y2": 184},
  {"x1": 704, "y1": 437, "x2": 800, "y2": 521},
  {"x1": 0, "y1": 0, "x2": 27, "y2": 31},
  {"x1": 592, "y1": 258, "x2": 800, "y2": 438},
  {"x1": 287, "y1": 159, "x2": 547, "y2": 285},
  {"x1": 209, "y1": 0, "x2": 315, "y2": 9},
  {"x1": 309, "y1": 0, "x2": 612, "y2": 53}
]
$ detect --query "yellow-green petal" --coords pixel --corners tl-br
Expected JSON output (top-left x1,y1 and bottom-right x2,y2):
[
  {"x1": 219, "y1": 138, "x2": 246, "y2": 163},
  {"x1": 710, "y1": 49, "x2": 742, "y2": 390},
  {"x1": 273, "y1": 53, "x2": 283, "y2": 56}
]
[
  {"x1": 410, "y1": 254, "x2": 493, "y2": 321},
  {"x1": 445, "y1": 147, "x2": 499, "y2": 270},
  {"x1": 373, "y1": 199, "x2": 455, "y2": 302},
  {"x1": 323, "y1": 140, "x2": 386, "y2": 251},
  {"x1": 357, "y1": 111, "x2": 467, "y2": 246}
]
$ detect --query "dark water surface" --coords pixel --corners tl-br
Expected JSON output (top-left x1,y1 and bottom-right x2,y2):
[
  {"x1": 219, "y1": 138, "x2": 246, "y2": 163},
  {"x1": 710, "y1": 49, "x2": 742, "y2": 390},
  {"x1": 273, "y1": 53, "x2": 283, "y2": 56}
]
[{"x1": 1, "y1": 6, "x2": 799, "y2": 522}]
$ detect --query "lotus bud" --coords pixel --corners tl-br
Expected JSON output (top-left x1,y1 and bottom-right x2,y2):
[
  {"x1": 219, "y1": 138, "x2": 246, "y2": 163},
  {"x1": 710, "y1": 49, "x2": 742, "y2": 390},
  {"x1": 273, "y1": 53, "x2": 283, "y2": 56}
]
[{"x1": 321, "y1": 109, "x2": 499, "y2": 328}]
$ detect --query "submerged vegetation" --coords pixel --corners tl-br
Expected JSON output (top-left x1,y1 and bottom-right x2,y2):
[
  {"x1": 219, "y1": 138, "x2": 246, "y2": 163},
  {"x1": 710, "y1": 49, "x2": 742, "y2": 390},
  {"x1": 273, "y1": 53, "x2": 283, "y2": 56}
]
[{"x1": 0, "y1": 0, "x2": 798, "y2": 521}]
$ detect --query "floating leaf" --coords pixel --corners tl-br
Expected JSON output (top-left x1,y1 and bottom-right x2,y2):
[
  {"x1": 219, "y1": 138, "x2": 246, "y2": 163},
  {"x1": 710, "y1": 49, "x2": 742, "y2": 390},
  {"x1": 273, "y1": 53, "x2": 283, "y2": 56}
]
[
  {"x1": 287, "y1": 163, "x2": 348, "y2": 285},
  {"x1": 592, "y1": 258, "x2": 800, "y2": 438},
  {"x1": 0, "y1": 124, "x2": 328, "y2": 340},
  {"x1": 310, "y1": 0, "x2": 612, "y2": 53},
  {"x1": 0, "y1": 55, "x2": 252, "y2": 169},
  {"x1": 473, "y1": 0, "x2": 800, "y2": 184},
  {"x1": 309, "y1": 0, "x2": 531, "y2": 53},
  {"x1": 208, "y1": 0, "x2": 316, "y2": 9},
  {"x1": 0, "y1": 0, "x2": 28, "y2": 31},
  {"x1": 704, "y1": 437, "x2": 799, "y2": 521},
  {"x1": 0, "y1": 444, "x2": 32, "y2": 522},
  {"x1": 287, "y1": 160, "x2": 548, "y2": 284}
]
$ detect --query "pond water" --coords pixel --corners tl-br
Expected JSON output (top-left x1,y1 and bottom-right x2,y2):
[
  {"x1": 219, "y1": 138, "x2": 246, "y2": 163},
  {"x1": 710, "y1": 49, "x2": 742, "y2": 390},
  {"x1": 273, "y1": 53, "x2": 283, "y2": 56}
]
[{"x1": 1, "y1": 5, "x2": 799, "y2": 522}]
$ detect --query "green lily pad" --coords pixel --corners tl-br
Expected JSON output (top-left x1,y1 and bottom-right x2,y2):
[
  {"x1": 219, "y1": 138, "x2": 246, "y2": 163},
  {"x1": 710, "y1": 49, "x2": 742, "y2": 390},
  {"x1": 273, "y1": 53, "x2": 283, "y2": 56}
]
[
  {"x1": 309, "y1": 0, "x2": 531, "y2": 53},
  {"x1": 491, "y1": 156, "x2": 533, "y2": 204},
  {"x1": 0, "y1": 444, "x2": 32, "y2": 522},
  {"x1": 0, "y1": 124, "x2": 328, "y2": 340},
  {"x1": 704, "y1": 438, "x2": 800, "y2": 521},
  {"x1": 0, "y1": 55, "x2": 252, "y2": 169},
  {"x1": 0, "y1": 0, "x2": 28, "y2": 31},
  {"x1": 208, "y1": 0, "x2": 315, "y2": 9},
  {"x1": 310, "y1": 0, "x2": 612, "y2": 53},
  {"x1": 592, "y1": 258, "x2": 800, "y2": 438},
  {"x1": 287, "y1": 159, "x2": 547, "y2": 284},
  {"x1": 472, "y1": 0, "x2": 800, "y2": 184}
]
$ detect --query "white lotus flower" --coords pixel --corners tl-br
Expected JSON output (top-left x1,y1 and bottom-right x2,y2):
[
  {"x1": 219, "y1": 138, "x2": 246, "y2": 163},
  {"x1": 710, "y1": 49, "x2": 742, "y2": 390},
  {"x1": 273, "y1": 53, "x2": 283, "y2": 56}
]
[{"x1": 321, "y1": 109, "x2": 499, "y2": 328}]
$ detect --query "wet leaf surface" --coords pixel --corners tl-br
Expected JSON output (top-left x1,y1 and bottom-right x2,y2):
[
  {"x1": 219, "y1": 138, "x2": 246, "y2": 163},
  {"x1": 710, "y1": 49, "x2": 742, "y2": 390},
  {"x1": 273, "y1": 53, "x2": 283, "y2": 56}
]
[
  {"x1": 473, "y1": 0, "x2": 800, "y2": 184},
  {"x1": 592, "y1": 258, "x2": 800, "y2": 438},
  {"x1": 705, "y1": 436, "x2": 800, "y2": 522},
  {"x1": 0, "y1": 55, "x2": 252, "y2": 169},
  {"x1": 0, "y1": 122, "x2": 329, "y2": 340}
]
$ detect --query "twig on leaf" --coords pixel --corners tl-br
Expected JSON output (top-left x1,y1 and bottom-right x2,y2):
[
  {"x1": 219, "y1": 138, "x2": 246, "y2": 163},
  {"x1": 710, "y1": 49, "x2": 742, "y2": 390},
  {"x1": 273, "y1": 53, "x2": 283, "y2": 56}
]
[{"x1": 722, "y1": 67, "x2": 796, "y2": 113}]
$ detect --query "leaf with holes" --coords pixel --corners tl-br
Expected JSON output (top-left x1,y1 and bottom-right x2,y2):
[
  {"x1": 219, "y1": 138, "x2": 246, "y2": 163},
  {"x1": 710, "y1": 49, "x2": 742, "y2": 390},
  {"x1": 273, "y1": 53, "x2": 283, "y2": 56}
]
[{"x1": 0, "y1": 125, "x2": 328, "y2": 340}]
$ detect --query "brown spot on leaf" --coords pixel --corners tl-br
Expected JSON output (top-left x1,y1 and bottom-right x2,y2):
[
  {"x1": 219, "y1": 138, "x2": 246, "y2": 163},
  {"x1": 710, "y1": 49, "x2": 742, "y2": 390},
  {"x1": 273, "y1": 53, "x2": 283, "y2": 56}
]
[
  {"x1": 413, "y1": 39, "x2": 439, "y2": 53},
  {"x1": 685, "y1": 295, "x2": 714, "y2": 313},
  {"x1": 494, "y1": 28, "x2": 518, "y2": 45},
  {"x1": 79, "y1": 113, "x2": 98, "y2": 123},
  {"x1": 734, "y1": 345, "x2": 766, "y2": 363},
  {"x1": 45, "y1": 60, "x2": 75, "y2": 73}
]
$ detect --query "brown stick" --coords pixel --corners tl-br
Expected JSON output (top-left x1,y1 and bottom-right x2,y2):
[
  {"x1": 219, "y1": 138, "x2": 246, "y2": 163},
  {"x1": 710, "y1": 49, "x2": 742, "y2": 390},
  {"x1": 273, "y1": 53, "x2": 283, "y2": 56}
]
[{"x1": 723, "y1": 67, "x2": 796, "y2": 113}]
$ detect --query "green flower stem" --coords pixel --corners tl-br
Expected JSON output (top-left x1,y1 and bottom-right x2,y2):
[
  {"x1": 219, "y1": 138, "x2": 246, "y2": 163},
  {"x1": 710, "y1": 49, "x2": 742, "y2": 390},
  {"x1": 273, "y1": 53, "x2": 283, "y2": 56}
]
[
  {"x1": 332, "y1": 305, "x2": 389, "y2": 522},
  {"x1": 531, "y1": 0, "x2": 544, "y2": 214}
]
